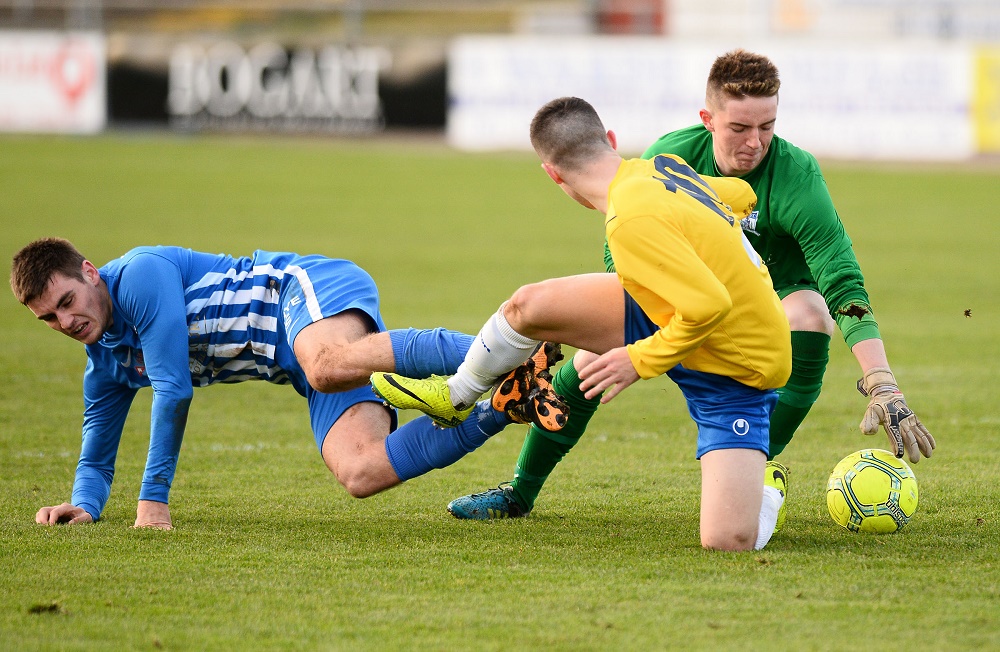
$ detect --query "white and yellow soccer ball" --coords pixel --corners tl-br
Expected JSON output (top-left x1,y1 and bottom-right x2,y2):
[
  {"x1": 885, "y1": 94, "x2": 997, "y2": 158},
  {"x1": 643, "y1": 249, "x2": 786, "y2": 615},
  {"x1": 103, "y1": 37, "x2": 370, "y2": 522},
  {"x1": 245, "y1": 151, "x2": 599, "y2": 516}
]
[{"x1": 827, "y1": 448, "x2": 918, "y2": 533}]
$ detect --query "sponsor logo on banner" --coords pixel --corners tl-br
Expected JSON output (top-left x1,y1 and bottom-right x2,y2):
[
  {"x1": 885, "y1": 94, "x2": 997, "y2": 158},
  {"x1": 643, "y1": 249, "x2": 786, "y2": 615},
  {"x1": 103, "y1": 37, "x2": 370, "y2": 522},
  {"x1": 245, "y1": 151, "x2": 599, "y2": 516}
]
[
  {"x1": 168, "y1": 41, "x2": 389, "y2": 133},
  {"x1": 0, "y1": 31, "x2": 105, "y2": 133},
  {"x1": 51, "y1": 41, "x2": 96, "y2": 105}
]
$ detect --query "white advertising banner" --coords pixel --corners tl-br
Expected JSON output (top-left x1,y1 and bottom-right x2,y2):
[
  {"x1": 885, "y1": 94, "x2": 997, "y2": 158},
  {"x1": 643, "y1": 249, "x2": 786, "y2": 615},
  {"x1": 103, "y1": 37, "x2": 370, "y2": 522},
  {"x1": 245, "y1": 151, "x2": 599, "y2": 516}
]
[
  {"x1": 448, "y1": 36, "x2": 717, "y2": 154},
  {"x1": 0, "y1": 31, "x2": 106, "y2": 134},
  {"x1": 448, "y1": 37, "x2": 974, "y2": 161},
  {"x1": 167, "y1": 41, "x2": 389, "y2": 133},
  {"x1": 767, "y1": 42, "x2": 973, "y2": 161}
]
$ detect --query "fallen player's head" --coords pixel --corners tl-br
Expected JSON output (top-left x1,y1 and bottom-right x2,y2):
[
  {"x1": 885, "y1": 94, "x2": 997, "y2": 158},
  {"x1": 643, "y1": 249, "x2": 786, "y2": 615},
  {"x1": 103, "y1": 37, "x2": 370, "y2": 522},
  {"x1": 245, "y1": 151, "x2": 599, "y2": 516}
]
[{"x1": 12, "y1": 237, "x2": 112, "y2": 344}]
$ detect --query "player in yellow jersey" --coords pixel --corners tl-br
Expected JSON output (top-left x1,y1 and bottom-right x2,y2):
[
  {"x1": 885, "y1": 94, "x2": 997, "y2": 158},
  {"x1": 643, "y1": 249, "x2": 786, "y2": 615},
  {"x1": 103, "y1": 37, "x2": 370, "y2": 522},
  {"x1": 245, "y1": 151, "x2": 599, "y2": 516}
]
[
  {"x1": 373, "y1": 97, "x2": 791, "y2": 550},
  {"x1": 450, "y1": 49, "x2": 935, "y2": 525}
]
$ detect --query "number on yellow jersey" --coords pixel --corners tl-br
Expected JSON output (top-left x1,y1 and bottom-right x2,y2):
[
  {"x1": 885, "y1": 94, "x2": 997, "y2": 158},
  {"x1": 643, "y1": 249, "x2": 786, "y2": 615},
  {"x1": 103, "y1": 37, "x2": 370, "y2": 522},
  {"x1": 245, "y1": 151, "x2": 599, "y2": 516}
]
[
  {"x1": 652, "y1": 155, "x2": 762, "y2": 267},
  {"x1": 652, "y1": 156, "x2": 734, "y2": 226}
]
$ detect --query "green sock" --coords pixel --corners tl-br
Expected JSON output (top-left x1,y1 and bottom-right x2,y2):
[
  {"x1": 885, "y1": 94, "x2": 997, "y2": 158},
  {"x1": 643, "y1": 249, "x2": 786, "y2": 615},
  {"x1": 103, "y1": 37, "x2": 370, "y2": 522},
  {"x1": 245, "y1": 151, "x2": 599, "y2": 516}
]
[
  {"x1": 510, "y1": 359, "x2": 602, "y2": 511},
  {"x1": 769, "y1": 330, "x2": 831, "y2": 459}
]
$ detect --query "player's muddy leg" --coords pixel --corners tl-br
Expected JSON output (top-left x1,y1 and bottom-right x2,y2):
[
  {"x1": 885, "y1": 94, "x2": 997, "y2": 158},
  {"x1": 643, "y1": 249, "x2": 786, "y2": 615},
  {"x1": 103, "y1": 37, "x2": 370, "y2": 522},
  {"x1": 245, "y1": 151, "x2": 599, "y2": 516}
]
[{"x1": 295, "y1": 310, "x2": 392, "y2": 393}]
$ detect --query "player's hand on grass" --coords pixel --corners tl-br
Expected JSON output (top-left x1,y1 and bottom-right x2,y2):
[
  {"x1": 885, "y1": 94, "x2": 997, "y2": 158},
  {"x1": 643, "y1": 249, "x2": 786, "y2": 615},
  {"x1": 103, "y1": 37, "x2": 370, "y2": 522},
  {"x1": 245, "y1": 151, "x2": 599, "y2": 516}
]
[
  {"x1": 133, "y1": 500, "x2": 172, "y2": 530},
  {"x1": 579, "y1": 347, "x2": 640, "y2": 403},
  {"x1": 36, "y1": 503, "x2": 93, "y2": 526},
  {"x1": 858, "y1": 367, "x2": 936, "y2": 464}
]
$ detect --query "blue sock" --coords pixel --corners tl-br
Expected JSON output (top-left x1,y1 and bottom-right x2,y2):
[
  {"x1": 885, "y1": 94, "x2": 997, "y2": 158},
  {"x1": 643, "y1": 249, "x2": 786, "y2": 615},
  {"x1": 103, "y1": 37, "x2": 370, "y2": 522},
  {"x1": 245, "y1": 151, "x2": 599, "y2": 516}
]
[
  {"x1": 384, "y1": 401, "x2": 509, "y2": 481},
  {"x1": 389, "y1": 327, "x2": 474, "y2": 377}
]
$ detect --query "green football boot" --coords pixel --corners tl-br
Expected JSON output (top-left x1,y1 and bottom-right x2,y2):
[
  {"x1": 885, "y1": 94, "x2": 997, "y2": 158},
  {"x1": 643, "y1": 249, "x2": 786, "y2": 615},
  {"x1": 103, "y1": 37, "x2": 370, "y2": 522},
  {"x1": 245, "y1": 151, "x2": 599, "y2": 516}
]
[{"x1": 370, "y1": 373, "x2": 473, "y2": 428}]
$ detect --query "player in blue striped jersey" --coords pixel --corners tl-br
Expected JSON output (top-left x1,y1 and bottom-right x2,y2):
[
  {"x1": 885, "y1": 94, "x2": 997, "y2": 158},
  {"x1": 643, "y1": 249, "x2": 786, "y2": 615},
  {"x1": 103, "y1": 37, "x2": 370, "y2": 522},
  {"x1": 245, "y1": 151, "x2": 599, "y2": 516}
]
[{"x1": 12, "y1": 238, "x2": 531, "y2": 529}]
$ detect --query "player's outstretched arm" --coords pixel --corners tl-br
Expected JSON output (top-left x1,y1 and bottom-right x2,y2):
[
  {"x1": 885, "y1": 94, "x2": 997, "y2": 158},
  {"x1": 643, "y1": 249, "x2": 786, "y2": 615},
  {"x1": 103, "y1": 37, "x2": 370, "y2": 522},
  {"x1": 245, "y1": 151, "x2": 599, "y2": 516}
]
[
  {"x1": 858, "y1": 367, "x2": 935, "y2": 464},
  {"x1": 851, "y1": 339, "x2": 935, "y2": 464},
  {"x1": 35, "y1": 503, "x2": 93, "y2": 526},
  {"x1": 133, "y1": 500, "x2": 172, "y2": 530}
]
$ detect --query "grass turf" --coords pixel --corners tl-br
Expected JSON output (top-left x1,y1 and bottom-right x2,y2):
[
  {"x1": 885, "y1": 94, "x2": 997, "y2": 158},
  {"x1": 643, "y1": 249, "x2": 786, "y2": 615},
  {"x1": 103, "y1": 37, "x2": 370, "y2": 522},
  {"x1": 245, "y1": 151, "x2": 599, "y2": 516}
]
[{"x1": 0, "y1": 134, "x2": 998, "y2": 650}]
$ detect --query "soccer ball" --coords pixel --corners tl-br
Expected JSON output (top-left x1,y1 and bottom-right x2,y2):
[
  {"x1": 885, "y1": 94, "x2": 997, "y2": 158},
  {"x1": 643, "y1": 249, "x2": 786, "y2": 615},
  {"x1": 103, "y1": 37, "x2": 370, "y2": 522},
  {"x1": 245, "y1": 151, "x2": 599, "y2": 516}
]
[{"x1": 826, "y1": 449, "x2": 918, "y2": 533}]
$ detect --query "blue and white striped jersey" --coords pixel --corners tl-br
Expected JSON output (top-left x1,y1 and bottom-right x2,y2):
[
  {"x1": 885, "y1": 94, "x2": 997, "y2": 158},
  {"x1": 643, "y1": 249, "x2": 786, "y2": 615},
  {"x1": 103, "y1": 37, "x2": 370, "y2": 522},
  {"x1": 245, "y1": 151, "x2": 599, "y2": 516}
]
[{"x1": 74, "y1": 246, "x2": 379, "y2": 520}]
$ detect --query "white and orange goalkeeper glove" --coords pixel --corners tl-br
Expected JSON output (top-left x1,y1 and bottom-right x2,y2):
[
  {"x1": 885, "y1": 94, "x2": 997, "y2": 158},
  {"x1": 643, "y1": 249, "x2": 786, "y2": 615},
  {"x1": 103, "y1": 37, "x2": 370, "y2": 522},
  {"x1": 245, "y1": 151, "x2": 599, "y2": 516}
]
[{"x1": 858, "y1": 367, "x2": 936, "y2": 463}]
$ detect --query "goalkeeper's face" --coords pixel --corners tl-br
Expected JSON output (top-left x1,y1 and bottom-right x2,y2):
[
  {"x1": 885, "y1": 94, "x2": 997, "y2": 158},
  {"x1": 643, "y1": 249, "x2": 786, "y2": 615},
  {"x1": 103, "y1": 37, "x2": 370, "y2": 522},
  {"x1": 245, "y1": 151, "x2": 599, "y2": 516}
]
[
  {"x1": 701, "y1": 95, "x2": 778, "y2": 177},
  {"x1": 26, "y1": 262, "x2": 113, "y2": 345}
]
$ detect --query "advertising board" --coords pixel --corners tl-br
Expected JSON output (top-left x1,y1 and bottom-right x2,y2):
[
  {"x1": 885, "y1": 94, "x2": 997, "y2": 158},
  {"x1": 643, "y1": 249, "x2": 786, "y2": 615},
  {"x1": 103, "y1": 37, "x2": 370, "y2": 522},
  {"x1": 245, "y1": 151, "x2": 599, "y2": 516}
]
[
  {"x1": 448, "y1": 37, "x2": 975, "y2": 160},
  {"x1": 0, "y1": 31, "x2": 106, "y2": 134}
]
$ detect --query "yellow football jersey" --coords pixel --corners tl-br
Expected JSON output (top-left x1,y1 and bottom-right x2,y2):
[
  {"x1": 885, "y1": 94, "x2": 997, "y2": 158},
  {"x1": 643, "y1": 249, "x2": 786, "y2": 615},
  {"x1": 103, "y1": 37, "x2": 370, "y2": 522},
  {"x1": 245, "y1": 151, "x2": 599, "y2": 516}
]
[{"x1": 606, "y1": 154, "x2": 791, "y2": 390}]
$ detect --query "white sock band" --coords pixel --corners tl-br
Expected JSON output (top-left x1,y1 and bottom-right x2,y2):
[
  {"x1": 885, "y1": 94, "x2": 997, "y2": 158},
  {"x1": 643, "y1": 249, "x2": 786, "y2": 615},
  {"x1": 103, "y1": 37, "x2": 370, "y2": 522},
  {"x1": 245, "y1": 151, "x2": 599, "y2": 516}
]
[
  {"x1": 448, "y1": 302, "x2": 539, "y2": 408},
  {"x1": 754, "y1": 485, "x2": 783, "y2": 550}
]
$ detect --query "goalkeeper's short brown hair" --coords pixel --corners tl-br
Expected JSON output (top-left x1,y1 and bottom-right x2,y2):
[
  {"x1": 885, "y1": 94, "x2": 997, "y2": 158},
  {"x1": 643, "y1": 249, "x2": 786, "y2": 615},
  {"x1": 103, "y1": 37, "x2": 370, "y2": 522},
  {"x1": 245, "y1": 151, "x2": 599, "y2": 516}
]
[
  {"x1": 706, "y1": 49, "x2": 781, "y2": 109},
  {"x1": 10, "y1": 237, "x2": 87, "y2": 305}
]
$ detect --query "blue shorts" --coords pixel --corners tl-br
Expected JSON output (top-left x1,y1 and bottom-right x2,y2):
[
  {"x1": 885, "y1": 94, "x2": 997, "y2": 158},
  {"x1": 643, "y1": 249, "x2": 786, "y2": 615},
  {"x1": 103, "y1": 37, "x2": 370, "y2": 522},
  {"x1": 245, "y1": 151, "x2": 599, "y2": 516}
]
[
  {"x1": 272, "y1": 256, "x2": 396, "y2": 451},
  {"x1": 623, "y1": 292, "x2": 777, "y2": 459}
]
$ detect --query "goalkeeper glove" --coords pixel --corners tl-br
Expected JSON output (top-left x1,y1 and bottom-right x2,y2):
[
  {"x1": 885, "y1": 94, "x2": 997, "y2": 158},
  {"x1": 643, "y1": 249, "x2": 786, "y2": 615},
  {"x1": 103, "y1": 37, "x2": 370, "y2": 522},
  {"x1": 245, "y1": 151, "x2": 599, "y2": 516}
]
[{"x1": 858, "y1": 367, "x2": 935, "y2": 464}]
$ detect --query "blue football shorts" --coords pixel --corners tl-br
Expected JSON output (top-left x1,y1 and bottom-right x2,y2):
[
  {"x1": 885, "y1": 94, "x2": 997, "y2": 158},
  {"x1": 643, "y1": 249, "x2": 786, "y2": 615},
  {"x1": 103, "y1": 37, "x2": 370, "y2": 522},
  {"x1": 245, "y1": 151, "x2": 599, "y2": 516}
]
[
  {"x1": 623, "y1": 291, "x2": 777, "y2": 459},
  {"x1": 274, "y1": 256, "x2": 396, "y2": 451}
]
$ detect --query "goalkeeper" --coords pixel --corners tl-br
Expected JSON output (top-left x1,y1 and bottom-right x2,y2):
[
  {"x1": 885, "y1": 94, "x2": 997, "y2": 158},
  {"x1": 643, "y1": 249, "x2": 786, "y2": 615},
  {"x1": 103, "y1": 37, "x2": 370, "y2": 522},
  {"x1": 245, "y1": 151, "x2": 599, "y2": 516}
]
[{"x1": 448, "y1": 49, "x2": 935, "y2": 521}]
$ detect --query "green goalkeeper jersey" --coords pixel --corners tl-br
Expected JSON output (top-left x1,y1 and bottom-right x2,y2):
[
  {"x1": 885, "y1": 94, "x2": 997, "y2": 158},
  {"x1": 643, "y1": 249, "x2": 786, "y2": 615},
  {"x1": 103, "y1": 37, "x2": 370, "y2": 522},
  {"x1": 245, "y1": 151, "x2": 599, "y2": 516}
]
[{"x1": 603, "y1": 123, "x2": 880, "y2": 348}]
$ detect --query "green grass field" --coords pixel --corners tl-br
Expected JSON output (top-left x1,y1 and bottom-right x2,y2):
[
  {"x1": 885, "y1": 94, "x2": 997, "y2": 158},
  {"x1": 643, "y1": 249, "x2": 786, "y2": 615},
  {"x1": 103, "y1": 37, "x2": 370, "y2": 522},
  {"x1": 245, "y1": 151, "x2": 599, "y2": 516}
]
[{"x1": 1, "y1": 134, "x2": 998, "y2": 651}]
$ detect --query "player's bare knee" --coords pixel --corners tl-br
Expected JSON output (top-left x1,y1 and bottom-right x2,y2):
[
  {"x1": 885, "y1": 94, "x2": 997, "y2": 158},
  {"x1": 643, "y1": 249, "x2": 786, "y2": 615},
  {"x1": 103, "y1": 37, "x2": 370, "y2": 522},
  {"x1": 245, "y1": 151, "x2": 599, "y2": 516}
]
[
  {"x1": 791, "y1": 309, "x2": 835, "y2": 335},
  {"x1": 784, "y1": 291, "x2": 835, "y2": 335},
  {"x1": 322, "y1": 403, "x2": 395, "y2": 498},
  {"x1": 505, "y1": 282, "x2": 552, "y2": 333},
  {"x1": 701, "y1": 528, "x2": 757, "y2": 552},
  {"x1": 572, "y1": 349, "x2": 600, "y2": 372},
  {"x1": 330, "y1": 458, "x2": 381, "y2": 498},
  {"x1": 336, "y1": 471, "x2": 379, "y2": 499},
  {"x1": 327, "y1": 442, "x2": 391, "y2": 499}
]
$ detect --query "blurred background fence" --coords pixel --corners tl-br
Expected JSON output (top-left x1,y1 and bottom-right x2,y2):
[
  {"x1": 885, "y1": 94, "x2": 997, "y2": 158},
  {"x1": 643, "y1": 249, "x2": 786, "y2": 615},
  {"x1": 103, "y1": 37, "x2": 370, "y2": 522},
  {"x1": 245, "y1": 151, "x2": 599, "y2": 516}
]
[{"x1": 2, "y1": 0, "x2": 1000, "y2": 159}]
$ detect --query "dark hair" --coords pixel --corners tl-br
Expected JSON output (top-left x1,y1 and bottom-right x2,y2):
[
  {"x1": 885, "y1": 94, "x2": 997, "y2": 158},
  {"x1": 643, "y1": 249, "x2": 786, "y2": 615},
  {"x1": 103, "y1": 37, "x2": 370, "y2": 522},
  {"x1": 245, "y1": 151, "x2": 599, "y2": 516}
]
[
  {"x1": 529, "y1": 96, "x2": 612, "y2": 171},
  {"x1": 10, "y1": 237, "x2": 87, "y2": 305},
  {"x1": 706, "y1": 49, "x2": 780, "y2": 108}
]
